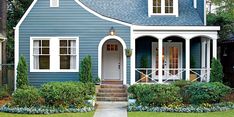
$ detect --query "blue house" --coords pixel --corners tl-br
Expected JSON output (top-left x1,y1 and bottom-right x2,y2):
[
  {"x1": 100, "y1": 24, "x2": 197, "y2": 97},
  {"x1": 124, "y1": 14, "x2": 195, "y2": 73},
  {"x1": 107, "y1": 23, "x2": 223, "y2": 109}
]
[{"x1": 14, "y1": 0, "x2": 220, "y2": 87}]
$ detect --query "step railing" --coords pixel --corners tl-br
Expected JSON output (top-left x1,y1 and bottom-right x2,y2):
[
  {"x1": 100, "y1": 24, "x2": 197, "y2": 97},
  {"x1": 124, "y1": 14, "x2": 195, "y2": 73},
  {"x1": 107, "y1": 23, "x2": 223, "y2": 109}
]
[{"x1": 190, "y1": 68, "x2": 210, "y2": 82}]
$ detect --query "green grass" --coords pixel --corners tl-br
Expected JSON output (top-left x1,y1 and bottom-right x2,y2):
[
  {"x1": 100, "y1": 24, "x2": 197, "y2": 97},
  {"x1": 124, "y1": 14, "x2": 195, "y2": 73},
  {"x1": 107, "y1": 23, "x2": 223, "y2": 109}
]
[
  {"x1": 0, "y1": 112, "x2": 94, "y2": 117},
  {"x1": 128, "y1": 110, "x2": 234, "y2": 117}
]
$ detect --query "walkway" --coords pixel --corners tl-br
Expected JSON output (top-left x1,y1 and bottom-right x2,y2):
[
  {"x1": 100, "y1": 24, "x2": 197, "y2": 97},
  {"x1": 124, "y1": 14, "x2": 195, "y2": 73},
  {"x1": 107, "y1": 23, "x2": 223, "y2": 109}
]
[{"x1": 94, "y1": 102, "x2": 128, "y2": 117}]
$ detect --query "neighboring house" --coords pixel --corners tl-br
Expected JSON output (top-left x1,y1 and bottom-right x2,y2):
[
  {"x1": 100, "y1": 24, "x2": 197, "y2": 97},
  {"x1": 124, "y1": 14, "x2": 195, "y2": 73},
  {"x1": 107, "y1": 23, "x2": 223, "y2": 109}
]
[
  {"x1": 15, "y1": 0, "x2": 220, "y2": 87},
  {"x1": 0, "y1": 0, "x2": 7, "y2": 85}
]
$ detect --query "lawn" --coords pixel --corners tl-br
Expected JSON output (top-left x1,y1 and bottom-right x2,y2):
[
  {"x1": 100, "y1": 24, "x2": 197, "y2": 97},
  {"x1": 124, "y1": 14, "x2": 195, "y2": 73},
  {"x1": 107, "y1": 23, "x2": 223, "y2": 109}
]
[
  {"x1": 0, "y1": 112, "x2": 94, "y2": 117},
  {"x1": 128, "y1": 110, "x2": 234, "y2": 117}
]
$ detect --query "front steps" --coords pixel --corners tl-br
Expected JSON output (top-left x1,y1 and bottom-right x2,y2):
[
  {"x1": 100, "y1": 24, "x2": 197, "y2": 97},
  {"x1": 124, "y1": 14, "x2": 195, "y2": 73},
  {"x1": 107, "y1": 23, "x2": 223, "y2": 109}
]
[{"x1": 96, "y1": 82, "x2": 127, "y2": 102}]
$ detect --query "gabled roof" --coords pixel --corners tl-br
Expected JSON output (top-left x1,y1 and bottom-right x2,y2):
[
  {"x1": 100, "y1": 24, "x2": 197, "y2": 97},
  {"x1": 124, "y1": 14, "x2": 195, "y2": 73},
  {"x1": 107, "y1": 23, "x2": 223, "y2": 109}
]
[{"x1": 80, "y1": 0, "x2": 204, "y2": 26}]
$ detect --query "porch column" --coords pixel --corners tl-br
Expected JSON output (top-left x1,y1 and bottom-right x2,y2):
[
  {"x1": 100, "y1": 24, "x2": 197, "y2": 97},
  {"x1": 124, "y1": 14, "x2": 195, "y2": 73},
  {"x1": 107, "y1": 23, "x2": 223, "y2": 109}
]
[
  {"x1": 201, "y1": 38, "x2": 206, "y2": 80},
  {"x1": 158, "y1": 38, "x2": 163, "y2": 83},
  {"x1": 212, "y1": 39, "x2": 217, "y2": 59},
  {"x1": 185, "y1": 39, "x2": 190, "y2": 81},
  {"x1": 207, "y1": 39, "x2": 211, "y2": 82}
]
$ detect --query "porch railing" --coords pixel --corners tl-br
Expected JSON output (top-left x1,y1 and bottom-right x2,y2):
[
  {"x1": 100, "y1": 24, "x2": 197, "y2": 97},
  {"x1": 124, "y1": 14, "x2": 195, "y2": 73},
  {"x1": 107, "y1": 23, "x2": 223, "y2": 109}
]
[{"x1": 135, "y1": 68, "x2": 210, "y2": 83}]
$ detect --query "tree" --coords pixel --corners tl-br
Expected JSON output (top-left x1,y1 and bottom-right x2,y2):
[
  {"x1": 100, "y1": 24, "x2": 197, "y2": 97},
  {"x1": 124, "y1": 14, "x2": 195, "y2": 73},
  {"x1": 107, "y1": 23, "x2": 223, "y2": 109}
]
[
  {"x1": 7, "y1": 0, "x2": 33, "y2": 64},
  {"x1": 210, "y1": 58, "x2": 223, "y2": 83},
  {"x1": 16, "y1": 55, "x2": 29, "y2": 88},
  {"x1": 79, "y1": 55, "x2": 93, "y2": 83}
]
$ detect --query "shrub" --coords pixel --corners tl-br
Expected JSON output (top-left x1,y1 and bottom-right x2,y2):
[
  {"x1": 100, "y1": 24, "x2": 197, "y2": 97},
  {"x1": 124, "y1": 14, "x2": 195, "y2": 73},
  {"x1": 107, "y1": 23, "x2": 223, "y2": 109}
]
[
  {"x1": 12, "y1": 86, "x2": 41, "y2": 107},
  {"x1": 128, "y1": 84, "x2": 182, "y2": 107},
  {"x1": 16, "y1": 55, "x2": 29, "y2": 88},
  {"x1": 172, "y1": 80, "x2": 193, "y2": 89},
  {"x1": 184, "y1": 82, "x2": 231, "y2": 104},
  {"x1": 210, "y1": 58, "x2": 223, "y2": 82},
  {"x1": 0, "y1": 85, "x2": 10, "y2": 99},
  {"x1": 40, "y1": 82, "x2": 95, "y2": 108},
  {"x1": 80, "y1": 55, "x2": 93, "y2": 83}
]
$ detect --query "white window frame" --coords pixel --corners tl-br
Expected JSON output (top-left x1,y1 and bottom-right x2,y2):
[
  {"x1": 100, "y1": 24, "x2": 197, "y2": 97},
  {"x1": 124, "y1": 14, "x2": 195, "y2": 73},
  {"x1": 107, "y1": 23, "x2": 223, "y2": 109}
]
[
  {"x1": 30, "y1": 37, "x2": 79, "y2": 72},
  {"x1": 50, "y1": 0, "x2": 59, "y2": 7},
  {"x1": 148, "y1": 0, "x2": 178, "y2": 17}
]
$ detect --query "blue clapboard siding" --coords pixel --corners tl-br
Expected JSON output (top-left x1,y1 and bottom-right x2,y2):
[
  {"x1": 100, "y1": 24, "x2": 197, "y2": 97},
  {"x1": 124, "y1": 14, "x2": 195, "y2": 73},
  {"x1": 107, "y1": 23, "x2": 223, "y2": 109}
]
[
  {"x1": 19, "y1": 0, "x2": 131, "y2": 86},
  {"x1": 197, "y1": 0, "x2": 205, "y2": 24}
]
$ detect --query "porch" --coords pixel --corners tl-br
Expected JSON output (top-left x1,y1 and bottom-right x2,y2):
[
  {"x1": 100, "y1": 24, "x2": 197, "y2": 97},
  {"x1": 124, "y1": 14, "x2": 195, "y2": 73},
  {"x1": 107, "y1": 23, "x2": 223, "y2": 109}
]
[{"x1": 130, "y1": 26, "x2": 219, "y2": 84}]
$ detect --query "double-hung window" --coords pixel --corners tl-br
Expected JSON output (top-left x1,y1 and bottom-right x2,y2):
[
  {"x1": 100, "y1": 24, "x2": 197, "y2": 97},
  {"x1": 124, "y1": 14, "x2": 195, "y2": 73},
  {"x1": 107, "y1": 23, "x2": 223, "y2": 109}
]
[
  {"x1": 30, "y1": 37, "x2": 79, "y2": 72},
  {"x1": 149, "y1": 0, "x2": 178, "y2": 17},
  {"x1": 33, "y1": 40, "x2": 50, "y2": 70}
]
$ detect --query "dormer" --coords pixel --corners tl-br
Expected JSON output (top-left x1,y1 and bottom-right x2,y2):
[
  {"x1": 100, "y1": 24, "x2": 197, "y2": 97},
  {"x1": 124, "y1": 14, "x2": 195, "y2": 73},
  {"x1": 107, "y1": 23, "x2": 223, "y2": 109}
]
[{"x1": 148, "y1": 0, "x2": 179, "y2": 17}]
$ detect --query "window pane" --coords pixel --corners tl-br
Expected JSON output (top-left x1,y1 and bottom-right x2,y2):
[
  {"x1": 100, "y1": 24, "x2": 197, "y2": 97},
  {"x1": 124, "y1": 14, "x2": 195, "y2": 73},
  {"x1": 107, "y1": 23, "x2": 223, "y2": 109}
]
[
  {"x1": 60, "y1": 55, "x2": 70, "y2": 69},
  {"x1": 60, "y1": 48, "x2": 67, "y2": 54},
  {"x1": 42, "y1": 48, "x2": 49, "y2": 54},
  {"x1": 33, "y1": 40, "x2": 40, "y2": 47},
  {"x1": 39, "y1": 56, "x2": 50, "y2": 69},
  {"x1": 60, "y1": 40, "x2": 67, "y2": 47},
  {"x1": 42, "y1": 40, "x2": 49, "y2": 47},
  {"x1": 69, "y1": 48, "x2": 76, "y2": 54},
  {"x1": 69, "y1": 40, "x2": 76, "y2": 47}
]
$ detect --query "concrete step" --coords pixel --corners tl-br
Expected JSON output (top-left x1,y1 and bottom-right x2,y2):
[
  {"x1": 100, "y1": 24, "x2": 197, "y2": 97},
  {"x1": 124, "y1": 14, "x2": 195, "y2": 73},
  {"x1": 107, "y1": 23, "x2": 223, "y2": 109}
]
[
  {"x1": 96, "y1": 97, "x2": 127, "y2": 101},
  {"x1": 98, "y1": 88, "x2": 126, "y2": 93},
  {"x1": 97, "y1": 93, "x2": 127, "y2": 97},
  {"x1": 100, "y1": 84, "x2": 124, "y2": 88}
]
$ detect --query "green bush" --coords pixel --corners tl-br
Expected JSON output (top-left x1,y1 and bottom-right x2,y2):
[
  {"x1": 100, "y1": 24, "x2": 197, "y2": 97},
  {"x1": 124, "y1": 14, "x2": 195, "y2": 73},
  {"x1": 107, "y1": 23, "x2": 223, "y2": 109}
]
[
  {"x1": 128, "y1": 84, "x2": 182, "y2": 107},
  {"x1": 80, "y1": 55, "x2": 93, "y2": 83},
  {"x1": 16, "y1": 55, "x2": 29, "y2": 88},
  {"x1": 0, "y1": 85, "x2": 10, "y2": 99},
  {"x1": 172, "y1": 80, "x2": 193, "y2": 88},
  {"x1": 184, "y1": 82, "x2": 231, "y2": 104},
  {"x1": 12, "y1": 86, "x2": 41, "y2": 107},
  {"x1": 40, "y1": 82, "x2": 95, "y2": 108},
  {"x1": 210, "y1": 58, "x2": 223, "y2": 82}
]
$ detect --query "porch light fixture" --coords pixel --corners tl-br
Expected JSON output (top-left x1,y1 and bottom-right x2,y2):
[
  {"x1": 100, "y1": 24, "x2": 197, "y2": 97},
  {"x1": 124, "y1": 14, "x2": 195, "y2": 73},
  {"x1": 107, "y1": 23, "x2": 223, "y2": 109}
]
[
  {"x1": 167, "y1": 40, "x2": 172, "y2": 43},
  {"x1": 109, "y1": 27, "x2": 116, "y2": 36}
]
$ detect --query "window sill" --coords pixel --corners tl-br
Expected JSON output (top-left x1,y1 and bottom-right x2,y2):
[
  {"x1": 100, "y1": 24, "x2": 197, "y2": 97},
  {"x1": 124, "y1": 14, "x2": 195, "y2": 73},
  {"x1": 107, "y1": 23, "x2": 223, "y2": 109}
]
[{"x1": 30, "y1": 69, "x2": 79, "y2": 73}]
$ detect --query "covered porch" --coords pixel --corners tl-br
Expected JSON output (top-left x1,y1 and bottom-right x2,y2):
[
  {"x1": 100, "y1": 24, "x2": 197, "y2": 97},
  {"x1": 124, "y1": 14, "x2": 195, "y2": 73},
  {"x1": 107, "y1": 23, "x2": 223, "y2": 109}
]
[{"x1": 130, "y1": 26, "x2": 220, "y2": 84}]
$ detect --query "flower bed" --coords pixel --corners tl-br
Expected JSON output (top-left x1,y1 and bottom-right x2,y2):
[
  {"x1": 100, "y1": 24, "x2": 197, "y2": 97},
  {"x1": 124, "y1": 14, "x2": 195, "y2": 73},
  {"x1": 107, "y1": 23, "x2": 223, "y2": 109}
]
[
  {"x1": 128, "y1": 102, "x2": 234, "y2": 113},
  {"x1": 0, "y1": 82, "x2": 96, "y2": 114}
]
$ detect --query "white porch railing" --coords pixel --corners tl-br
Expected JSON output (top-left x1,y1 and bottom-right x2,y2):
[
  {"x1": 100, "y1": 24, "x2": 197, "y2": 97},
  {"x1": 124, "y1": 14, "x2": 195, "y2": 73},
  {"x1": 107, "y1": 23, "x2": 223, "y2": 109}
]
[{"x1": 135, "y1": 68, "x2": 210, "y2": 83}]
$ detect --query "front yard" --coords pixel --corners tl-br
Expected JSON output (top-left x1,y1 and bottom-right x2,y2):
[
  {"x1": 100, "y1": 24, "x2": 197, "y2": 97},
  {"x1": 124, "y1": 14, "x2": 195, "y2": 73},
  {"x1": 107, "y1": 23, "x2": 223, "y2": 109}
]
[
  {"x1": 128, "y1": 110, "x2": 234, "y2": 117},
  {"x1": 0, "y1": 112, "x2": 94, "y2": 117}
]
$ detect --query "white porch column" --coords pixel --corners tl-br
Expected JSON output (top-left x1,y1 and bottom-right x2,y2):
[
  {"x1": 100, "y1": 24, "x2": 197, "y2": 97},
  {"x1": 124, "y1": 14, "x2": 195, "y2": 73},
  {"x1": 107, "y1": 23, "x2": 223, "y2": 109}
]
[
  {"x1": 207, "y1": 39, "x2": 211, "y2": 82},
  {"x1": 212, "y1": 39, "x2": 217, "y2": 59},
  {"x1": 185, "y1": 39, "x2": 190, "y2": 81},
  {"x1": 201, "y1": 38, "x2": 206, "y2": 79},
  {"x1": 130, "y1": 29, "x2": 135, "y2": 85},
  {"x1": 158, "y1": 38, "x2": 163, "y2": 83}
]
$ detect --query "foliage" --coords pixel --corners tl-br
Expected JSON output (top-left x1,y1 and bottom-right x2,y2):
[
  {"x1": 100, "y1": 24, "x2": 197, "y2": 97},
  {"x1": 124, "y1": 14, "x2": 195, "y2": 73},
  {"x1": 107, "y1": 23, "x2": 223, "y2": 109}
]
[
  {"x1": 0, "y1": 105, "x2": 94, "y2": 114},
  {"x1": 93, "y1": 77, "x2": 101, "y2": 84},
  {"x1": 0, "y1": 85, "x2": 10, "y2": 99},
  {"x1": 80, "y1": 55, "x2": 93, "y2": 83},
  {"x1": 12, "y1": 86, "x2": 41, "y2": 107},
  {"x1": 190, "y1": 56, "x2": 196, "y2": 68},
  {"x1": 210, "y1": 0, "x2": 234, "y2": 14},
  {"x1": 40, "y1": 82, "x2": 95, "y2": 108},
  {"x1": 128, "y1": 102, "x2": 234, "y2": 113},
  {"x1": 210, "y1": 58, "x2": 223, "y2": 83},
  {"x1": 7, "y1": 0, "x2": 33, "y2": 63},
  {"x1": 184, "y1": 82, "x2": 231, "y2": 104},
  {"x1": 16, "y1": 55, "x2": 29, "y2": 88},
  {"x1": 140, "y1": 56, "x2": 148, "y2": 68},
  {"x1": 172, "y1": 80, "x2": 193, "y2": 89},
  {"x1": 128, "y1": 84, "x2": 182, "y2": 107}
]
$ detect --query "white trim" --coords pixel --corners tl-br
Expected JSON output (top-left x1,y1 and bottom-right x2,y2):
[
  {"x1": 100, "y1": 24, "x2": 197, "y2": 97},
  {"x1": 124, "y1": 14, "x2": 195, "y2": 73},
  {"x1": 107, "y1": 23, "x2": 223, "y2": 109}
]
[
  {"x1": 74, "y1": 0, "x2": 131, "y2": 27},
  {"x1": 148, "y1": 0, "x2": 179, "y2": 17},
  {"x1": 207, "y1": 39, "x2": 211, "y2": 82},
  {"x1": 194, "y1": 0, "x2": 197, "y2": 8},
  {"x1": 14, "y1": 28, "x2": 19, "y2": 90},
  {"x1": 185, "y1": 38, "x2": 190, "y2": 81},
  {"x1": 212, "y1": 39, "x2": 217, "y2": 59},
  {"x1": 30, "y1": 36, "x2": 79, "y2": 72},
  {"x1": 98, "y1": 35, "x2": 127, "y2": 85},
  {"x1": 204, "y1": 0, "x2": 207, "y2": 25},
  {"x1": 50, "y1": 0, "x2": 59, "y2": 7},
  {"x1": 130, "y1": 26, "x2": 135, "y2": 85},
  {"x1": 158, "y1": 38, "x2": 163, "y2": 83}
]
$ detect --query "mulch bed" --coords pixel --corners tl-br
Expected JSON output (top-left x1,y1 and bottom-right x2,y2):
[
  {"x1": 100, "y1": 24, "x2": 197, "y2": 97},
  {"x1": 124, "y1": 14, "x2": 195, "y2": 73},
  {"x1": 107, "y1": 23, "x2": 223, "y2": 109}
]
[
  {"x1": 223, "y1": 91, "x2": 234, "y2": 102},
  {"x1": 0, "y1": 97, "x2": 11, "y2": 107}
]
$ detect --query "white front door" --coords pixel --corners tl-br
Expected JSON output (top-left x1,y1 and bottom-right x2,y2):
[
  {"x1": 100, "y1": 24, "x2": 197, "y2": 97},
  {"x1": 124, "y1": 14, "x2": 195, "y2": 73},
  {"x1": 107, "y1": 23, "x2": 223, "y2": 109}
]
[
  {"x1": 102, "y1": 40, "x2": 122, "y2": 80},
  {"x1": 152, "y1": 42, "x2": 182, "y2": 80}
]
